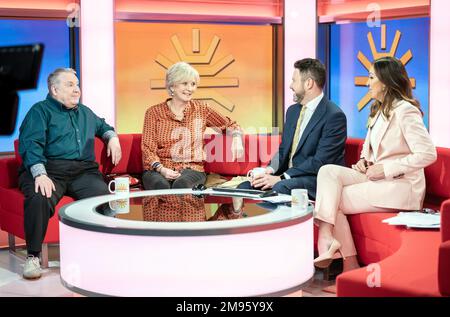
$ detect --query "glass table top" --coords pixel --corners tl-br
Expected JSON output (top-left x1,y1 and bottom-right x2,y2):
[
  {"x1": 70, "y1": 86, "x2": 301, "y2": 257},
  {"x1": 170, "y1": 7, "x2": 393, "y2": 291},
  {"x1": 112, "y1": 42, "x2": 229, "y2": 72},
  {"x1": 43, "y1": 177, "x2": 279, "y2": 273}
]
[
  {"x1": 59, "y1": 189, "x2": 313, "y2": 235},
  {"x1": 95, "y1": 193, "x2": 284, "y2": 223}
]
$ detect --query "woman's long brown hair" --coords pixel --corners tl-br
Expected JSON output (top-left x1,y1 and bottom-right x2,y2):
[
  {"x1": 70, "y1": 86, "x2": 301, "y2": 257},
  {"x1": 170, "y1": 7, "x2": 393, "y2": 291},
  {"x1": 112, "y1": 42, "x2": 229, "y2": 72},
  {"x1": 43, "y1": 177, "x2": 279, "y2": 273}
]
[{"x1": 369, "y1": 56, "x2": 421, "y2": 119}]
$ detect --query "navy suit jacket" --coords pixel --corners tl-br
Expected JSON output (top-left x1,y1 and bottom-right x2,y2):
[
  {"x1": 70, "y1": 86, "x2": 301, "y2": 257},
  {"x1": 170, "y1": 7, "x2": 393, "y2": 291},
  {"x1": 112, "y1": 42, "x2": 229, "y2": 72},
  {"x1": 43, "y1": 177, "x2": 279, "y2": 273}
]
[{"x1": 268, "y1": 96, "x2": 347, "y2": 199}]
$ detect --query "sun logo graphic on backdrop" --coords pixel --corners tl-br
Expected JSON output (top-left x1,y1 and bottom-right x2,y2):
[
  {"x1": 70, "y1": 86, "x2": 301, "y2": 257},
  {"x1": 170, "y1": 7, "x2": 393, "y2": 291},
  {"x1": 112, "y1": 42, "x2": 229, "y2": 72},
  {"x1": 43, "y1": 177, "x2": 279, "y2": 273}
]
[
  {"x1": 150, "y1": 29, "x2": 238, "y2": 113},
  {"x1": 354, "y1": 24, "x2": 416, "y2": 111}
]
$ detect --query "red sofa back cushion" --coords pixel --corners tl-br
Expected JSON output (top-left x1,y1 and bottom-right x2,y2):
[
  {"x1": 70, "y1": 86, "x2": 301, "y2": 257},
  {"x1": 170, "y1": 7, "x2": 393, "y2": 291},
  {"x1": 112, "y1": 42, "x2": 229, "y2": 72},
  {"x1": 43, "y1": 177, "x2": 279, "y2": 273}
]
[
  {"x1": 344, "y1": 138, "x2": 364, "y2": 168},
  {"x1": 13, "y1": 136, "x2": 365, "y2": 175},
  {"x1": 93, "y1": 134, "x2": 275, "y2": 176},
  {"x1": 203, "y1": 134, "x2": 261, "y2": 176},
  {"x1": 95, "y1": 134, "x2": 143, "y2": 175},
  {"x1": 14, "y1": 140, "x2": 22, "y2": 166}
]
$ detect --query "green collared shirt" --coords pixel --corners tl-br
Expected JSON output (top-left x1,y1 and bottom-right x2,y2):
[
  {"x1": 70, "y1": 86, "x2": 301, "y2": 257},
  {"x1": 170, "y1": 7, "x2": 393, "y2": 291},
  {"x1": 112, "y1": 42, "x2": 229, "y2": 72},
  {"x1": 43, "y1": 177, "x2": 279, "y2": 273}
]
[{"x1": 19, "y1": 94, "x2": 116, "y2": 176}]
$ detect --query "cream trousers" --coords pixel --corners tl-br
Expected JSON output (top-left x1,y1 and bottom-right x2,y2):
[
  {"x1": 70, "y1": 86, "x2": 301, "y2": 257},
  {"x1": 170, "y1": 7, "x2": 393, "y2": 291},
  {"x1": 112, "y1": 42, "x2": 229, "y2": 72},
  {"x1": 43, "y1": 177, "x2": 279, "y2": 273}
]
[{"x1": 314, "y1": 164, "x2": 395, "y2": 257}]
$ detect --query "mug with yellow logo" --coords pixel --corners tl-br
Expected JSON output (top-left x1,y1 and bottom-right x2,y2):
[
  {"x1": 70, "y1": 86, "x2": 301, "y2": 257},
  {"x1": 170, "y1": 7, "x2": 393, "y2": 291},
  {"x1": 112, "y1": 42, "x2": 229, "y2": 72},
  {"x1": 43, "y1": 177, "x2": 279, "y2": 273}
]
[{"x1": 108, "y1": 177, "x2": 129, "y2": 196}]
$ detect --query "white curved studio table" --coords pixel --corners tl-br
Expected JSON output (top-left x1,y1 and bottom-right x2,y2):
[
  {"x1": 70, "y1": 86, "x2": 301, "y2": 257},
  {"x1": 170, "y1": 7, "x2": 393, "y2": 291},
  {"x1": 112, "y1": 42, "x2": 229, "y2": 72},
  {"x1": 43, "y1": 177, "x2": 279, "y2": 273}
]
[{"x1": 59, "y1": 189, "x2": 314, "y2": 297}]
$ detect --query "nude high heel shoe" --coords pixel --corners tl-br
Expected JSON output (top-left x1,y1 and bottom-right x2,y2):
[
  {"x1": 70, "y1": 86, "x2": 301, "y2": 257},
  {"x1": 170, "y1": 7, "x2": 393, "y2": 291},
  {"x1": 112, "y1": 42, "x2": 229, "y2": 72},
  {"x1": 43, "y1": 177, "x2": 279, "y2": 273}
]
[{"x1": 314, "y1": 239, "x2": 345, "y2": 269}]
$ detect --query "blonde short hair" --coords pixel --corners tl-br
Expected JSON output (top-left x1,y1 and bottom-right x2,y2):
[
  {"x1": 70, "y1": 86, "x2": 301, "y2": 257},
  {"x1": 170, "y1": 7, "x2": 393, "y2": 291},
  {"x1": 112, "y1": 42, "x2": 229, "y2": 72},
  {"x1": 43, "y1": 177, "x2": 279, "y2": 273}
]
[
  {"x1": 47, "y1": 68, "x2": 77, "y2": 92},
  {"x1": 165, "y1": 62, "x2": 200, "y2": 95}
]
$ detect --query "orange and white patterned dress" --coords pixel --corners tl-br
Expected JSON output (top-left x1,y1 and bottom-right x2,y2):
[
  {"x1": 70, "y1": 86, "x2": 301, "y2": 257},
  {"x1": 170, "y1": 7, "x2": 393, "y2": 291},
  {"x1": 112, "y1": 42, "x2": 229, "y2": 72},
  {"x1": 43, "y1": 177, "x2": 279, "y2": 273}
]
[{"x1": 141, "y1": 99, "x2": 241, "y2": 172}]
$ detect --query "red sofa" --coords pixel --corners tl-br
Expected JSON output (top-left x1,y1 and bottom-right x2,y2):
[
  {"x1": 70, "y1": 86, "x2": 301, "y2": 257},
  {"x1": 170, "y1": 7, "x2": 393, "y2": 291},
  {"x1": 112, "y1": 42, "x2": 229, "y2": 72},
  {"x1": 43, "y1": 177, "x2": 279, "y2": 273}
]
[
  {"x1": 0, "y1": 134, "x2": 449, "y2": 297},
  {"x1": 336, "y1": 139, "x2": 450, "y2": 297}
]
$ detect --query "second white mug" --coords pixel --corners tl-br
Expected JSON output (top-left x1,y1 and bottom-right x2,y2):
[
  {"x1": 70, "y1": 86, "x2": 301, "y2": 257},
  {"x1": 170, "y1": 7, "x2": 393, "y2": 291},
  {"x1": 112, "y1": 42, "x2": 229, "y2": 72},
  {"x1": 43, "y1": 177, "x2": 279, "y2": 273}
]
[{"x1": 291, "y1": 188, "x2": 309, "y2": 211}]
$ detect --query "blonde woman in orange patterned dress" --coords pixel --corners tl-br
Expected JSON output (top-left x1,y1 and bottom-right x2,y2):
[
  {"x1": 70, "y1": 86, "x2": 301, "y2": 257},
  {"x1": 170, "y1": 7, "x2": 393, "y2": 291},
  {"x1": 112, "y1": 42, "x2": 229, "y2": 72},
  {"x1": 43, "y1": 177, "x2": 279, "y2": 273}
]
[{"x1": 141, "y1": 62, "x2": 244, "y2": 190}]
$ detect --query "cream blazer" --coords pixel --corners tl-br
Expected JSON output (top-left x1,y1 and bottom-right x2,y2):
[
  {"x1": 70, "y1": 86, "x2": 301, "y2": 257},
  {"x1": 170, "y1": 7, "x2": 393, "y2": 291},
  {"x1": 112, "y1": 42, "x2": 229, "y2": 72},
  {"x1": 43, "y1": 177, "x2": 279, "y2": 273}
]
[{"x1": 360, "y1": 100, "x2": 437, "y2": 210}]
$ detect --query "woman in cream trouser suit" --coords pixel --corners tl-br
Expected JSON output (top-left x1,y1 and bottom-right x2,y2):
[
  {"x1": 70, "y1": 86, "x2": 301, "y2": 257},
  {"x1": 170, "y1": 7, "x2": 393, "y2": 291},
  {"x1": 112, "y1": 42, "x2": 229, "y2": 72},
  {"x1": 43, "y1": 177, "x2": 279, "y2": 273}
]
[{"x1": 313, "y1": 57, "x2": 437, "y2": 272}]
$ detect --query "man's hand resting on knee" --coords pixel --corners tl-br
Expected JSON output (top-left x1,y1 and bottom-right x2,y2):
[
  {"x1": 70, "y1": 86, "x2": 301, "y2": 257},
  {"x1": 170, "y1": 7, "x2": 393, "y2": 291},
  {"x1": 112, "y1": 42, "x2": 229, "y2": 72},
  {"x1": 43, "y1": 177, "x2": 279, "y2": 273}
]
[{"x1": 35, "y1": 175, "x2": 56, "y2": 198}]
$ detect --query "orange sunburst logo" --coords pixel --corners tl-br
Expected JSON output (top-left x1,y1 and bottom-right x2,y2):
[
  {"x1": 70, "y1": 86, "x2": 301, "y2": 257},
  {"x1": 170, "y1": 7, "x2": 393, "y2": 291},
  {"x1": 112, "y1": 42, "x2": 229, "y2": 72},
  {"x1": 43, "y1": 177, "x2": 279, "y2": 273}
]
[
  {"x1": 354, "y1": 24, "x2": 416, "y2": 111},
  {"x1": 150, "y1": 29, "x2": 238, "y2": 113}
]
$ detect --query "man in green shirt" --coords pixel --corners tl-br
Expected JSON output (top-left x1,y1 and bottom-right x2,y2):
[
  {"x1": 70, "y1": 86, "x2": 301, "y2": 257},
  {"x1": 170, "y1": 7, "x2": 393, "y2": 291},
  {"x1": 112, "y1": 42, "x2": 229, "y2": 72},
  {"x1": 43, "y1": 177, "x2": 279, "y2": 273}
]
[{"x1": 18, "y1": 68, "x2": 122, "y2": 280}]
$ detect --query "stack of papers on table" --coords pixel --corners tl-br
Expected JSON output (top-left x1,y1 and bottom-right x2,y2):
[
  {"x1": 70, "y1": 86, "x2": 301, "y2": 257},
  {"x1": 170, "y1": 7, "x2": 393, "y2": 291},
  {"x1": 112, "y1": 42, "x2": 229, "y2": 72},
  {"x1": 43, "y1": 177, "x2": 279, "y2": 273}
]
[{"x1": 382, "y1": 212, "x2": 440, "y2": 229}]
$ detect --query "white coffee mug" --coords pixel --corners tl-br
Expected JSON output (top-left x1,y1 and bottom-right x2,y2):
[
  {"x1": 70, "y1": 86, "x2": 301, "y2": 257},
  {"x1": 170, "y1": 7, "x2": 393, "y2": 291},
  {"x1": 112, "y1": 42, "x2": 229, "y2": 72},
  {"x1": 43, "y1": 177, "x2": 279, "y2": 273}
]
[
  {"x1": 108, "y1": 177, "x2": 129, "y2": 195},
  {"x1": 291, "y1": 189, "x2": 309, "y2": 212},
  {"x1": 246, "y1": 167, "x2": 266, "y2": 180},
  {"x1": 108, "y1": 198, "x2": 130, "y2": 214}
]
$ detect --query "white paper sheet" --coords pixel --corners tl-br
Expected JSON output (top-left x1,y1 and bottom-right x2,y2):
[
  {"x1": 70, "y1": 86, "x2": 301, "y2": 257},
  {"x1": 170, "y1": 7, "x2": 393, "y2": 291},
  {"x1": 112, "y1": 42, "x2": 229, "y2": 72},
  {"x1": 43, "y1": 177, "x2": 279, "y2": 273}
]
[{"x1": 382, "y1": 212, "x2": 440, "y2": 228}]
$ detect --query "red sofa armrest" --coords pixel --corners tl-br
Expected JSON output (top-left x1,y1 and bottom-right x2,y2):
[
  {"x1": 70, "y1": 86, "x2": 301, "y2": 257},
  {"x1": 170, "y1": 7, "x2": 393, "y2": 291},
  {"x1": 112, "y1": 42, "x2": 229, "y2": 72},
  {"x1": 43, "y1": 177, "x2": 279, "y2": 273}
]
[
  {"x1": 441, "y1": 199, "x2": 450, "y2": 242},
  {"x1": 439, "y1": 199, "x2": 450, "y2": 296},
  {"x1": 439, "y1": 240, "x2": 450, "y2": 296},
  {"x1": 0, "y1": 157, "x2": 20, "y2": 189}
]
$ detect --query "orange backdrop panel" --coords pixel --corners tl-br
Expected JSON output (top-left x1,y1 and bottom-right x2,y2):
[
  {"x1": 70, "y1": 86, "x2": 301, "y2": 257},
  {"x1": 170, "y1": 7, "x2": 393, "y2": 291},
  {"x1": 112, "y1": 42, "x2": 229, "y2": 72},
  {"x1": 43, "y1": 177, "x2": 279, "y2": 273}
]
[{"x1": 115, "y1": 22, "x2": 273, "y2": 133}]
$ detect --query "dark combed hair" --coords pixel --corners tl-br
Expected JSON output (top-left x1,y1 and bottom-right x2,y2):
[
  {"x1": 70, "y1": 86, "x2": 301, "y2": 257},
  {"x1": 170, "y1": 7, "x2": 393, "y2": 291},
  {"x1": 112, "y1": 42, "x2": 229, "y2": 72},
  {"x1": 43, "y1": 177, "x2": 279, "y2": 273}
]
[
  {"x1": 294, "y1": 58, "x2": 326, "y2": 89},
  {"x1": 369, "y1": 56, "x2": 420, "y2": 119}
]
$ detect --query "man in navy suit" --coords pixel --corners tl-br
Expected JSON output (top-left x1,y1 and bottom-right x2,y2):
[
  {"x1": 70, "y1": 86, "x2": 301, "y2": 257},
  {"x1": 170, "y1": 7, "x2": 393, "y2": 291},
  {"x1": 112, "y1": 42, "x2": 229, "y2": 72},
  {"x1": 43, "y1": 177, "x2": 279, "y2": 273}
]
[{"x1": 239, "y1": 58, "x2": 347, "y2": 199}]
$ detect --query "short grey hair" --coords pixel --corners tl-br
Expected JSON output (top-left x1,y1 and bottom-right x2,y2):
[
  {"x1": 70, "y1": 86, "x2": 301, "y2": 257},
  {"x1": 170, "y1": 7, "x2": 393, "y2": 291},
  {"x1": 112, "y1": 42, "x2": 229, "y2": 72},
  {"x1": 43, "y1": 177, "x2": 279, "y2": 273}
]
[
  {"x1": 47, "y1": 68, "x2": 77, "y2": 92},
  {"x1": 165, "y1": 62, "x2": 200, "y2": 95}
]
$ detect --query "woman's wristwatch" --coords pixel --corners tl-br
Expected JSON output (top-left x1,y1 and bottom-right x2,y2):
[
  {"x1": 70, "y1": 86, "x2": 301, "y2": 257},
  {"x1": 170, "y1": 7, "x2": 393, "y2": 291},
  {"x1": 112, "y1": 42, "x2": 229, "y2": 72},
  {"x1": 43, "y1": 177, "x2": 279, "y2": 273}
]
[{"x1": 152, "y1": 162, "x2": 163, "y2": 172}]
